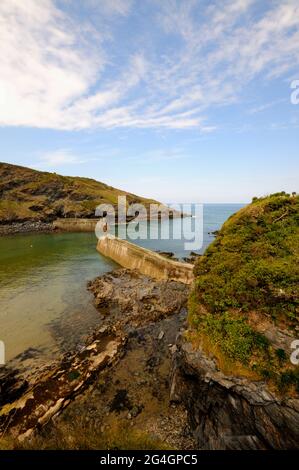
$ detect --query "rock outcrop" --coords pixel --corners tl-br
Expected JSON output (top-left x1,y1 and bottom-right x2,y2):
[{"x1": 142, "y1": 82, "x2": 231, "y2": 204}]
[
  {"x1": 0, "y1": 220, "x2": 55, "y2": 236},
  {"x1": 0, "y1": 268, "x2": 190, "y2": 445},
  {"x1": 171, "y1": 193, "x2": 299, "y2": 450},
  {"x1": 170, "y1": 334, "x2": 299, "y2": 450},
  {"x1": 88, "y1": 268, "x2": 190, "y2": 328},
  {"x1": 0, "y1": 328, "x2": 125, "y2": 440}
]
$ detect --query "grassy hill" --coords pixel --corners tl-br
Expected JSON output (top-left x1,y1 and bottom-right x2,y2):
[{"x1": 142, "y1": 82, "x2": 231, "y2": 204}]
[
  {"x1": 188, "y1": 192, "x2": 299, "y2": 393},
  {"x1": 0, "y1": 162, "x2": 160, "y2": 223}
]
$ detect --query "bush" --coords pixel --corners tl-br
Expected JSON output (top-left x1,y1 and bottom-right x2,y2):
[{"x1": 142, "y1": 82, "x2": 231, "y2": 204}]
[{"x1": 192, "y1": 193, "x2": 299, "y2": 326}]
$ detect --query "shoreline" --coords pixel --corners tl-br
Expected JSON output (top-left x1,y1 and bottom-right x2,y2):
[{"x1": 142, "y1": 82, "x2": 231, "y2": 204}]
[
  {"x1": 0, "y1": 221, "x2": 56, "y2": 237},
  {"x1": 0, "y1": 268, "x2": 194, "y2": 448},
  {"x1": 0, "y1": 211, "x2": 187, "y2": 237}
]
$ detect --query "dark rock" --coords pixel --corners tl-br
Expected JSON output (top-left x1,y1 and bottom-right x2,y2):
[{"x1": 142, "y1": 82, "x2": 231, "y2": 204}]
[
  {"x1": 146, "y1": 355, "x2": 160, "y2": 370},
  {"x1": 88, "y1": 268, "x2": 190, "y2": 329},
  {"x1": 0, "y1": 221, "x2": 55, "y2": 236},
  {"x1": 182, "y1": 251, "x2": 202, "y2": 264},
  {"x1": 0, "y1": 368, "x2": 28, "y2": 407},
  {"x1": 0, "y1": 328, "x2": 125, "y2": 439},
  {"x1": 14, "y1": 347, "x2": 42, "y2": 362},
  {"x1": 156, "y1": 251, "x2": 175, "y2": 259},
  {"x1": 170, "y1": 334, "x2": 299, "y2": 450},
  {"x1": 109, "y1": 389, "x2": 132, "y2": 413},
  {"x1": 131, "y1": 404, "x2": 143, "y2": 418}
]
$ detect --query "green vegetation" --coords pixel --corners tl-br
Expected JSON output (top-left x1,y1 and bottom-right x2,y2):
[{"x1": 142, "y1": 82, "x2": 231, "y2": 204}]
[
  {"x1": 0, "y1": 421, "x2": 171, "y2": 450},
  {"x1": 0, "y1": 162, "x2": 160, "y2": 223},
  {"x1": 188, "y1": 193, "x2": 299, "y2": 393}
]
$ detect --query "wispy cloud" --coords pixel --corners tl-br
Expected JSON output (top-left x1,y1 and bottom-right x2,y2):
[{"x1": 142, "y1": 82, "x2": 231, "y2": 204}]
[
  {"x1": 83, "y1": 0, "x2": 133, "y2": 17},
  {"x1": 38, "y1": 149, "x2": 89, "y2": 167},
  {"x1": 99, "y1": 0, "x2": 133, "y2": 16},
  {"x1": 249, "y1": 99, "x2": 286, "y2": 114},
  {"x1": 0, "y1": 0, "x2": 298, "y2": 131}
]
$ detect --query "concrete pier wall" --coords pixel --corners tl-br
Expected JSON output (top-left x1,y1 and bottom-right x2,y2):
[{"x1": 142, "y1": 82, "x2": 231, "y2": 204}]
[{"x1": 97, "y1": 235, "x2": 194, "y2": 284}]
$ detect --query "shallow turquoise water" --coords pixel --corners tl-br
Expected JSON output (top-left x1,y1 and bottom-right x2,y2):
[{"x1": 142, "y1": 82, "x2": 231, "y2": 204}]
[{"x1": 0, "y1": 204, "x2": 244, "y2": 368}]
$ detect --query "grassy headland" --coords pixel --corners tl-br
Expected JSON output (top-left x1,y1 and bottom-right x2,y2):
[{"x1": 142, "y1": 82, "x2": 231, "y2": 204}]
[
  {"x1": 188, "y1": 192, "x2": 299, "y2": 393},
  {"x1": 0, "y1": 162, "x2": 160, "y2": 223}
]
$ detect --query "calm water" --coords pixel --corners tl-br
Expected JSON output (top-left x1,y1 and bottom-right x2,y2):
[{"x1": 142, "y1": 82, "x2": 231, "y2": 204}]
[
  {"x1": 0, "y1": 204, "x2": 244, "y2": 371},
  {"x1": 130, "y1": 204, "x2": 244, "y2": 257}
]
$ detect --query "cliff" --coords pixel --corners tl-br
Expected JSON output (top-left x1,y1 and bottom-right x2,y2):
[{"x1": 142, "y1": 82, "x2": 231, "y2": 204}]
[
  {"x1": 171, "y1": 192, "x2": 299, "y2": 449},
  {"x1": 171, "y1": 333, "x2": 299, "y2": 449},
  {"x1": 0, "y1": 162, "x2": 160, "y2": 224}
]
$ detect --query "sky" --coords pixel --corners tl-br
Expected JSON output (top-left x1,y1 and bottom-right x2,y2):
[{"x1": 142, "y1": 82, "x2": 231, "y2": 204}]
[{"x1": 0, "y1": 0, "x2": 298, "y2": 203}]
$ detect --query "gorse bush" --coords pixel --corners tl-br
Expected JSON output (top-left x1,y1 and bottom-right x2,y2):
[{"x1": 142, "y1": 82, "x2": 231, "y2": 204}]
[
  {"x1": 193, "y1": 309, "x2": 269, "y2": 363},
  {"x1": 193, "y1": 193, "x2": 299, "y2": 325}
]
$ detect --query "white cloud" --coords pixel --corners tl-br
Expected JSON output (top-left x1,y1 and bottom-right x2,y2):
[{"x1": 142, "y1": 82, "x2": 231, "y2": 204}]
[
  {"x1": 0, "y1": 0, "x2": 298, "y2": 131},
  {"x1": 38, "y1": 149, "x2": 88, "y2": 167},
  {"x1": 0, "y1": 0, "x2": 105, "y2": 128},
  {"x1": 150, "y1": 0, "x2": 299, "y2": 114}
]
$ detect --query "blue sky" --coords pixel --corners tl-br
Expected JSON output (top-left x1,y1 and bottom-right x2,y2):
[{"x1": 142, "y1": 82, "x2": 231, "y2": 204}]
[{"x1": 0, "y1": 0, "x2": 298, "y2": 203}]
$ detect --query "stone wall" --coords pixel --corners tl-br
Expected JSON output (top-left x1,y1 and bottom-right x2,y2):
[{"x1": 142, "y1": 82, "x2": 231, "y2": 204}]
[
  {"x1": 97, "y1": 235, "x2": 194, "y2": 284},
  {"x1": 53, "y1": 218, "x2": 99, "y2": 232}
]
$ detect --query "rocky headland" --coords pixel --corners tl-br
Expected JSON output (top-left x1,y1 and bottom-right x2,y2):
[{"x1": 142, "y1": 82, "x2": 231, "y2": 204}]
[
  {"x1": 0, "y1": 162, "x2": 172, "y2": 236},
  {"x1": 176, "y1": 192, "x2": 299, "y2": 449}
]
